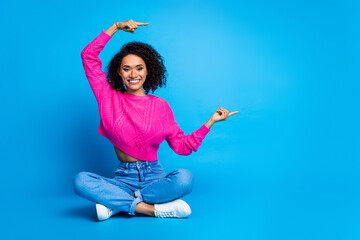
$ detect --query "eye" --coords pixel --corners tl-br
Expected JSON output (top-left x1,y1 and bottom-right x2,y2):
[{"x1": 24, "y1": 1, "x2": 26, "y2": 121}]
[
  {"x1": 123, "y1": 69, "x2": 129, "y2": 72},
  {"x1": 137, "y1": 67, "x2": 143, "y2": 71}
]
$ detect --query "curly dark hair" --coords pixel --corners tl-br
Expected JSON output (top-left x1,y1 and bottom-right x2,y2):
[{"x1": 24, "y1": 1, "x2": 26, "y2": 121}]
[{"x1": 106, "y1": 41, "x2": 168, "y2": 94}]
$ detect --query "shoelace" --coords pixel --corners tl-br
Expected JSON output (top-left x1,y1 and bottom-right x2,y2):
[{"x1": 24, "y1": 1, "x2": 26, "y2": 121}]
[{"x1": 155, "y1": 209, "x2": 179, "y2": 218}]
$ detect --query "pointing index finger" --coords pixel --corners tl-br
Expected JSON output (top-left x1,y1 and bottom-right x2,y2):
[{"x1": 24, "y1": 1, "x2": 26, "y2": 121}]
[
  {"x1": 135, "y1": 22, "x2": 149, "y2": 26},
  {"x1": 229, "y1": 111, "x2": 239, "y2": 116}
]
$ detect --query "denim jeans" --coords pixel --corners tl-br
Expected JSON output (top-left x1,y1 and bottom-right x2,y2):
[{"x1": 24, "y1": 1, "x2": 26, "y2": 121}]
[{"x1": 73, "y1": 160, "x2": 194, "y2": 215}]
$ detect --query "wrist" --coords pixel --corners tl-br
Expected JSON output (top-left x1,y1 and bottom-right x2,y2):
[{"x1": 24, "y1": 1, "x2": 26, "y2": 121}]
[
  {"x1": 114, "y1": 22, "x2": 121, "y2": 30},
  {"x1": 105, "y1": 23, "x2": 119, "y2": 37},
  {"x1": 205, "y1": 118, "x2": 215, "y2": 129}
]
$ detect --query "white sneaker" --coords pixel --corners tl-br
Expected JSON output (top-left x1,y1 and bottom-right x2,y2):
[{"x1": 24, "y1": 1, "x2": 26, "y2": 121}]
[
  {"x1": 154, "y1": 199, "x2": 191, "y2": 218},
  {"x1": 96, "y1": 203, "x2": 120, "y2": 221}
]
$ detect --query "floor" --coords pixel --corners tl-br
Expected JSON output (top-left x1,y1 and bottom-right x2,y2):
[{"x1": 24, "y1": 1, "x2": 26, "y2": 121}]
[{"x1": 3, "y1": 162, "x2": 359, "y2": 240}]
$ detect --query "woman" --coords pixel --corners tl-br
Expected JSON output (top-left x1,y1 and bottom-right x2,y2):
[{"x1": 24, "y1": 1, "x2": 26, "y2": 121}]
[{"x1": 73, "y1": 19, "x2": 238, "y2": 220}]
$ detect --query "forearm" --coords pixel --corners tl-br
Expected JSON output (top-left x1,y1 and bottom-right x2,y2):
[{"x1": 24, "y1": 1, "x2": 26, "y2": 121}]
[
  {"x1": 105, "y1": 23, "x2": 120, "y2": 37},
  {"x1": 166, "y1": 123, "x2": 211, "y2": 156},
  {"x1": 205, "y1": 118, "x2": 215, "y2": 129}
]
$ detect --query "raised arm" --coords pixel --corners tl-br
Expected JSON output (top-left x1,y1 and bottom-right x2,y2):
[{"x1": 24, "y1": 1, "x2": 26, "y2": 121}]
[
  {"x1": 80, "y1": 26, "x2": 114, "y2": 104},
  {"x1": 80, "y1": 20, "x2": 149, "y2": 104}
]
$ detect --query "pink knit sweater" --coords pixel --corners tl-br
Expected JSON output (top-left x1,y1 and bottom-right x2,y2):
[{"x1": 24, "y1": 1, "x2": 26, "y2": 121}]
[{"x1": 80, "y1": 30, "x2": 211, "y2": 161}]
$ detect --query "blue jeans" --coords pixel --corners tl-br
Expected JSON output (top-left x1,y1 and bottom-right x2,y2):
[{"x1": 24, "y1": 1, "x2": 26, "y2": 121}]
[{"x1": 73, "y1": 161, "x2": 194, "y2": 215}]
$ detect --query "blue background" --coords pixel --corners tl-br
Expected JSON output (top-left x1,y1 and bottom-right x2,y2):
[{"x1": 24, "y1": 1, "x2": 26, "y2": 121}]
[{"x1": 1, "y1": 0, "x2": 359, "y2": 239}]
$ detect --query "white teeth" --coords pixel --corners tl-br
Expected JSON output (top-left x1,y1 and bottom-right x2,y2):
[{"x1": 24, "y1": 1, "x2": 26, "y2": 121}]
[{"x1": 129, "y1": 80, "x2": 140, "y2": 82}]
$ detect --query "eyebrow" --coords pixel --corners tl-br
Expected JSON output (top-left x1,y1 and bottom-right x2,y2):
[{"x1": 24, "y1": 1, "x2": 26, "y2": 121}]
[{"x1": 122, "y1": 64, "x2": 144, "y2": 68}]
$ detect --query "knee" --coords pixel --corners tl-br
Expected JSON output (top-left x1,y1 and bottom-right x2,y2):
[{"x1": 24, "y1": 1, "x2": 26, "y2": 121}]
[
  {"x1": 174, "y1": 169, "x2": 194, "y2": 194},
  {"x1": 73, "y1": 171, "x2": 91, "y2": 195}
]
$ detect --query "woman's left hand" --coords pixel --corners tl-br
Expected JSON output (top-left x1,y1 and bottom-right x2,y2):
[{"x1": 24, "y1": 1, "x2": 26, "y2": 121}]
[{"x1": 210, "y1": 107, "x2": 239, "y2": 123}]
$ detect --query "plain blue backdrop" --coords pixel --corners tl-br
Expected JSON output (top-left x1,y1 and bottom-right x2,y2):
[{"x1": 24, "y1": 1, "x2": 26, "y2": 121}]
[{"x1": 1, "y1": 0, "x2": 359, "y2": 239}]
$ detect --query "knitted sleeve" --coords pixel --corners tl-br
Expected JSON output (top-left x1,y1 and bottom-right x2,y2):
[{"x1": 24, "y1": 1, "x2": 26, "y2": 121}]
[
  {"x1": 80, "y1": 30, "x2": 113, "y2": 104},
  {"x1": 164, "y1": 102, "x2": 211, "y2": 155}
]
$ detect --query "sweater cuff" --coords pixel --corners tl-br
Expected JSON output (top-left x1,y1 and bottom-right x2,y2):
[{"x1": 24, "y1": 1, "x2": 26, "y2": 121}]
[
  {"x1": 197, "y1": 123, "x2": 211, "y2": 139},
  {"x1": 99, "y1": 30, "x2": 112, "y2": 43}
]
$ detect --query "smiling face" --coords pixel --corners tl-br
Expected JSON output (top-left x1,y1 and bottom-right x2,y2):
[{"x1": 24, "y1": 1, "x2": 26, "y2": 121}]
[{"x1": 118, "y1": 54, "x2": 148, "y2": 96}]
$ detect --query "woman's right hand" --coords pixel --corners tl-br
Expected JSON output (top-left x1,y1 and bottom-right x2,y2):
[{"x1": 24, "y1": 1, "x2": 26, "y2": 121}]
[{"x1": 115, "y1": 20, "x2": 149, "y2": 33}]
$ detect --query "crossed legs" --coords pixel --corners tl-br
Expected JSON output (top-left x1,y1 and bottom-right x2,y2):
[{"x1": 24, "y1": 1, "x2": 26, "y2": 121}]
[{"x1": 73, "y1": 169, "x2": 194, "y2": 217}]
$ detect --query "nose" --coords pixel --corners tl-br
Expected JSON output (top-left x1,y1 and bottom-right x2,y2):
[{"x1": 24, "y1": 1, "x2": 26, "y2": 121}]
[{"x1": 130, "y1": 69, "x2": 137, "y2": 78}]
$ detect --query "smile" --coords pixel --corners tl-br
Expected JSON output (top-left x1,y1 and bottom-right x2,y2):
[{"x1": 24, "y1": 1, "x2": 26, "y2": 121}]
[{"x1": 128, "y1": 79, "x2": 141, "y2": 85}]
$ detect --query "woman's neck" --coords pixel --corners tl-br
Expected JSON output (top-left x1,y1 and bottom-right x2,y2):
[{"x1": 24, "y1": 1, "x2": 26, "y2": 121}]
[{"x1": 126, "y1": 89, "x2": 147, "y2": 96}]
